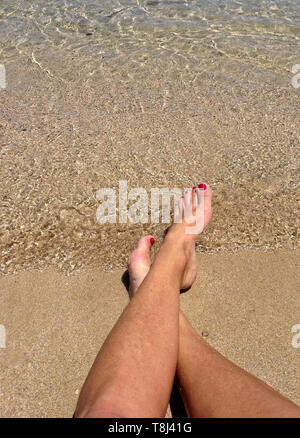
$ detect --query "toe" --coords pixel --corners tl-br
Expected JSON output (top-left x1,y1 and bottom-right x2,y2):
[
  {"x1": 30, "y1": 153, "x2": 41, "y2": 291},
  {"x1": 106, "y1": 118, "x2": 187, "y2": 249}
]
[
  {"x1": 183, "y1": 190, "x2": 192, "y2": 219},
  {"x1": 174, "y1": 202, "x2": 181, "y2": 223},
  {"x1": 129, "y1": 235, "x2": 154, "y2": 267},
  {"x1": 192, "y1": 186, "x2": 197, "y2": 211},
  {"x1": 136, "y1": 235, "x2": 155, "y2": 251},
  {"x1": 196, "y1": 183, "x2": 212, "y2": 226},
  {"x1": 175, "y1": 197, "x2": 184, "y2": 223},
  {"x1": 184, "y1": 189, "x2": 192, "y2": 206}
]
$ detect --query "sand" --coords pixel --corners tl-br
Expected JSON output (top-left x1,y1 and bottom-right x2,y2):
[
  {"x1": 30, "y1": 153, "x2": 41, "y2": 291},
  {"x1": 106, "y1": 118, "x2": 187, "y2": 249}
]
[
  {"x1": 0, "y1": 248, "x2": 299, "y2": 418},
  {"x1": 1, "y1": 55, "x2": 299, "y2": 276},
  {"x1": 1, "y1": 2, "x2": 299, "y2": 418}
]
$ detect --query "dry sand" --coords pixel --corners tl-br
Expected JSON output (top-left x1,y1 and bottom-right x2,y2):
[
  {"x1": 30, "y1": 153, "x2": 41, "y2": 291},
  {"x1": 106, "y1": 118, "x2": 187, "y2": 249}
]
[{"x1": 0, "y1": 248, "x2": 299, "y2": 418}]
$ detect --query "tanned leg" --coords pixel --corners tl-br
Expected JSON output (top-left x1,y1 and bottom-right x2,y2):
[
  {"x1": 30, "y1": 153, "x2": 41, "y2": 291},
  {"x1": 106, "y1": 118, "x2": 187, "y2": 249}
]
[
  {"x1": 108, "y1": 181, "x2": 300, "y2": 418},
  {"x1": 75, "y1": 184, "x2": 210, "y2": 418},
  {"x1": 176, "y1": 311, "x2": 300, "y2": 418}
]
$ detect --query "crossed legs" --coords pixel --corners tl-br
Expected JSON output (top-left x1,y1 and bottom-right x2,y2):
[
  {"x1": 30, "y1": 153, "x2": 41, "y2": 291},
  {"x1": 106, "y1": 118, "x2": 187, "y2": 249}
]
[
  {"x1": 75, "y1": 184, "x2": 300, "y2": 418},
  {"x1": 177, "y1": 311, "x2": 300, "y2": 418}
]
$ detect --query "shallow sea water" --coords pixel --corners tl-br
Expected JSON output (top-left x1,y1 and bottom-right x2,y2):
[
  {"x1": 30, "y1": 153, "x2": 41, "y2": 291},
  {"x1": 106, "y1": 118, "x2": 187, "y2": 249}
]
[{"x1": 0, "y1": 0, "x2": 299, "y2": 273}]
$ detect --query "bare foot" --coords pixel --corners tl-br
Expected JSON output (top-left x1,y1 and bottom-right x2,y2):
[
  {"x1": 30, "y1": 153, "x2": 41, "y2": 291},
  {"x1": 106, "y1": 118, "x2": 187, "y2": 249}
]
[
  {"x1": 128, "y1": 235, "x2": 155, "y2": 297},
  {"x1": 127, "y1": 183, "x2": 212, "y2": 296},
  {"x1": 167, "y1": 183, "x2": 212, "y2": 290}
]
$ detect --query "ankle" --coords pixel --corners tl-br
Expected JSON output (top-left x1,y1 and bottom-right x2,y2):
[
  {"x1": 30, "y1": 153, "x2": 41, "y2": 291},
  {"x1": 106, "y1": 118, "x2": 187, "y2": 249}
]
[{"x1": 164, "y1": 225, "x2": 196, "y2": 255}]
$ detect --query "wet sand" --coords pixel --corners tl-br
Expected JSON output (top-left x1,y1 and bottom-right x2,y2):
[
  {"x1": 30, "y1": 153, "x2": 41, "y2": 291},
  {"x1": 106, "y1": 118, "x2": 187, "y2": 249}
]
[
  {"x1": 0, "y1": 249, "x2": 299, "y2": 417},
  {"x1": 1, "y1": 40, "x2": 300, "y2": 277}
]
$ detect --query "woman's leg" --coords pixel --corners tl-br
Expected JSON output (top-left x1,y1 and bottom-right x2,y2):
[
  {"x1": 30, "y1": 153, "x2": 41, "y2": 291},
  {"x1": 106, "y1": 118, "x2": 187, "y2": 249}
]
[
  {"x1": 75, "y1": 234, "x2": 182, "y2": 418},
  {"x1": 113, "y1": 233, "x2": 300, "y2": 418},
  {"x1": 176, "y1": 312, "x2": 300, "y2": 418},
  {"x1": 75, "y1": 184, "x2": 211, "y2": 418}
]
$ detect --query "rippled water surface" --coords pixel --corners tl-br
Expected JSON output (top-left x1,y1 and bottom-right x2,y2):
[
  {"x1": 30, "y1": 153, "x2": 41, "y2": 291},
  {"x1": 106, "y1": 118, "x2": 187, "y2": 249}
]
[
  {"x1": 1, "y1": 1, "x2": 300, "y2": 81},
  {"x1": 0, "y1": 1, "x2": 299, "y2": 273}
]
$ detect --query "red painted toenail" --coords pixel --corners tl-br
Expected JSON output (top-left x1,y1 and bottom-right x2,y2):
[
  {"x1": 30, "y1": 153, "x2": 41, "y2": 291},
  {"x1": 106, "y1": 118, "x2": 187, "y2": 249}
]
[
  {"x1": 198, "y1": 183, "x2": 207, "y2": 190},
  {"x1": 192, "y1": 186, "x2": 197, "y2": 190},
  {"x1": 150, "y1": 237, "x2": 155, "y2": 246}
]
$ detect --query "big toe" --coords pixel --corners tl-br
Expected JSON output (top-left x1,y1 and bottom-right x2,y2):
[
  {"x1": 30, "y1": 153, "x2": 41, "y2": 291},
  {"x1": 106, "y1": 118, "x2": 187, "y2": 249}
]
[
  {"x1": 129, "y1": 235, "x2": 154, "y2": 264},
  {"x1": 137, "y1": 235, "x2": 155, "y2": 253},
  {"x1": 197, "y1": 183, "x2": 212, "y2": 227}
]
